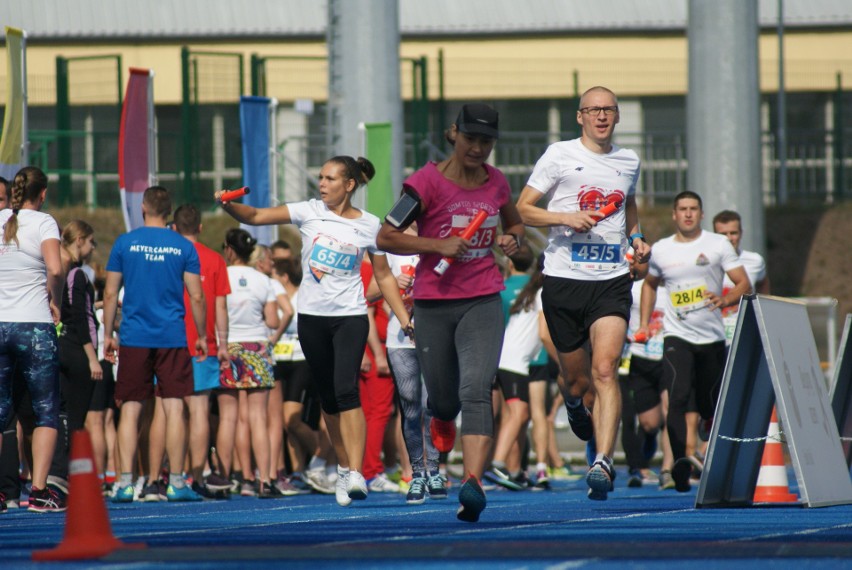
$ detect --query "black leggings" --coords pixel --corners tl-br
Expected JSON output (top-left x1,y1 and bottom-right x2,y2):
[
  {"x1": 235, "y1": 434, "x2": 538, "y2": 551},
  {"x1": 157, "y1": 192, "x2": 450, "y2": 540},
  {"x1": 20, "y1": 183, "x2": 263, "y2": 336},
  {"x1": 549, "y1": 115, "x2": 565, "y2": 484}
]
[
  {"x1": 297, "y1": 314, "x2": 368, "y2": 415},
  {"x1": 58, "y1": 337, "x2": 97, "y2": 432},
  {"x1": 663, "y1": 336, "x2": 726, "y2": 461}
]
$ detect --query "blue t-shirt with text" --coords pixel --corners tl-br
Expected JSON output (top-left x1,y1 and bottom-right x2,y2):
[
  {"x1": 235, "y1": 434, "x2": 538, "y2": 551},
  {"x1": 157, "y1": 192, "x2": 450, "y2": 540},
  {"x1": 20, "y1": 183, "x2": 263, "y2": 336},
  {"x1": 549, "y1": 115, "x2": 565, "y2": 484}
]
[{"x1": 106, "y1": 227, "x2": 200, "y2": 348}]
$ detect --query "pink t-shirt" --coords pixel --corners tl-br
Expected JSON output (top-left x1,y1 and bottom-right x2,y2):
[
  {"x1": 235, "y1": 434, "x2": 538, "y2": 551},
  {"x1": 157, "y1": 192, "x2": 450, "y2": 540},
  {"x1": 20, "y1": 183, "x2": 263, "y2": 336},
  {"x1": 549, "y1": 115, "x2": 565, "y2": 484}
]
[{"x1": 405, "y1": 162, "x2": 510, "y2": 300}]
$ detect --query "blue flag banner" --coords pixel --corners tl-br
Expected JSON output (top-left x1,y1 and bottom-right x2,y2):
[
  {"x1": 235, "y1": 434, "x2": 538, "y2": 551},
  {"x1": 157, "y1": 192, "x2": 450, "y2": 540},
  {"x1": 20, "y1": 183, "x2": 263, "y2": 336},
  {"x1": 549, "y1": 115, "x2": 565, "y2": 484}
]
[{"x1": 239, "y1": 96, "x2": 275, "y2": 246}]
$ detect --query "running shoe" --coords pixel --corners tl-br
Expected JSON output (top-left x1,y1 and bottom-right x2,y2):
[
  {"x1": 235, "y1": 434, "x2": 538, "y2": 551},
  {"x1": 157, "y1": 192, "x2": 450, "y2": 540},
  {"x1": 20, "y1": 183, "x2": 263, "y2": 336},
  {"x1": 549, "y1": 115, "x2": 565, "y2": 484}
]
[
  {"x1": 46, "y1": 475, "x2": 69, "y2": 495},
  {"x1": 671, "y1": 457, "x2": 693, "y2": 493},
  {"x1": 278, "y1": 474, "x2": 311, "y2": 496},
  {"x1": 257, "y1": 481, "x2": 282, "y2": 499},
  {"x1": 289, "y1": 472, "x2": 313, "y2": 493},
  {"x1": 548, "y1": 465, "x2": 583, "y2": 481},
  {"x1": 641, "y1": 469, "x2": 660, "y2": 485},
  {"x1": 336, "y1": 469, "x2": 352, "y2": 507},
  {"x1": 627, "y1": 468, "x2": 643, "y2": 488},
  {"x1": 512, "y1": 471, "x2": 532, "y2": 490},
  {"x1": 457, "y1": 475, "x2": 486, "y2": 523},
  {"x1": 191, "y1": 480, "x2": 229, "y2": 500},
  {"x1": 305, "y1": 467, "x2": 336, "y2": 495},
  {"x1": 240, "y1": 481, "x2": 257, "y2": 497},
  {"x1": 565, "y1": 403, "x2": 594, "y2": 441},
  {"x1": 426, "y1": 471, "x2": 448, "y2": 500},
  {"x1": 0, "y1": 492, "x2": 7, "y2": 514},
  {"x1": 5, "y1": 499, "x2": 18, "y2": 509},
  {"x1": 112, "y1": 484, "x2": 135, "y2": 503},
  {"x1": 586, "y1": 460, "x2": 615, "y2": 501},
  {"x1": 347, "y1": 471, "x2": 368, "y2": 500},
  {"x1": 659, "y1": 470, "x2": 676, "y2": 490},
  {"x1": 532, "y1": 468, "x2": 550, "y2": 491},
  {"x1": 28, "y1": 487, "x2": 67, "y2": 513},
  {"x1": 483, "y1": 465, "x2": 524, "y2": 491},
  {"x1": 368, "y1": 473, "x2": 401, "y2": 493},
  {"x1": 166, "y1": 483, "x2": 203, "y2": 502},
  {"x1": 406, "y1": 476, "x2": 427, "y2": 505},
  {"x1": 430, "y1": 417, "x2": 457, "y2": 453},
  {"x1": 141, "y1": 480, "x2": 166, "y2": 502},
  {"x1": 204, "y1": 472, "x2": 232, "y2": 492}
]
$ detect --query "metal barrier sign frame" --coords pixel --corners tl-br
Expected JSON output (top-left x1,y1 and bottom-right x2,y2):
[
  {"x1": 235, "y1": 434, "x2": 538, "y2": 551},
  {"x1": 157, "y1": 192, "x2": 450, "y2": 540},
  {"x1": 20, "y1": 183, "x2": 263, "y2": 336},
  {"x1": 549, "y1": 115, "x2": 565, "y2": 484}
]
[
  {"x1": 697, "y1": 295, "x2": 852, "y2": 508},
  {"x1": 829, "y1": 314, "x2": 852, "y2": 470}
]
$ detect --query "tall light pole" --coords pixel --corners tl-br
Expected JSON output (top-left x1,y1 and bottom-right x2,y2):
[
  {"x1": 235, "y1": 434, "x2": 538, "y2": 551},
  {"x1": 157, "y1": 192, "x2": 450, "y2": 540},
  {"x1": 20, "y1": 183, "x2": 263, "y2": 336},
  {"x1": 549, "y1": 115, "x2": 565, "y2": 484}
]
[{"x1": 777, "y1": 0, "x2": 788, "y2": 204}]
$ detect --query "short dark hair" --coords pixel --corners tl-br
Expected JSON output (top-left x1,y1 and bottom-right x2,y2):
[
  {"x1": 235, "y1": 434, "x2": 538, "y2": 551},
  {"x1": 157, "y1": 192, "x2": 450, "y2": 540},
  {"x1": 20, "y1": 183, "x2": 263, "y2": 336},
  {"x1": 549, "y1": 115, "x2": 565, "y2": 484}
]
[
  {"x1": 273, "y1": 257, "x2": 302, "y2": 286},
  {"x1": 270, "y1": 240, "x2": 291, "y2": 256},
  {"x1": 173, "y1": 203, "x2": 201, "y2": 235},
  {"x1": 509, "y1": 243, "x2": 534, "y2": 272},
  {"x1": 673, "y1": 190, "x2": 703, "y2": 210},
  {"x1": 143, "y1": 186, "x2": 172, "y2": 219},
  {"x1": 712, "y1": 210, "x2": 741, "y2": 227}
]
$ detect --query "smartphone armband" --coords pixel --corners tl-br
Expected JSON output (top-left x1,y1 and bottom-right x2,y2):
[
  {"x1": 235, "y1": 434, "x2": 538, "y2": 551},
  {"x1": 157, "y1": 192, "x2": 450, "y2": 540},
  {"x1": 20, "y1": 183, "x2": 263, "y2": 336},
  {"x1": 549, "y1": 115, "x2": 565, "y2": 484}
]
[{"x1": 385, "y1": 186, "x2": 422, "y2": 228}]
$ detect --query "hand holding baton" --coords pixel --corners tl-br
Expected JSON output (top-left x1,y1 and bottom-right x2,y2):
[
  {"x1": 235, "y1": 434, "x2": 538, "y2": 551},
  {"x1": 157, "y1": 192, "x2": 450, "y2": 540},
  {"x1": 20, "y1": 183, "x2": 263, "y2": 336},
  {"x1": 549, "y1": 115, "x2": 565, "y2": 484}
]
[
  {"x1": 628, "y1": 331, "x2": 648, "y2": 344},
  {"x1": 564, "y1": 199, "x2": 623, "y2": 236},
  {"x1": 218, "y1": 186, "x2": 251, "y2": 205},
  {"x1": 434, "y1": 210, "x2": 488, "y2": 276}
]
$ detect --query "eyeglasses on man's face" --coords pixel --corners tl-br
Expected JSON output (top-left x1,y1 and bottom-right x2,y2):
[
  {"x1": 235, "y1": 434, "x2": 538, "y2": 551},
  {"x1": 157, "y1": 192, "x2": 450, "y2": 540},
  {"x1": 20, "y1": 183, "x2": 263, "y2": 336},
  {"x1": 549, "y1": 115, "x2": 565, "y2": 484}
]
[{"x1": 579, "y1": 106, "x2": 619, "y2": 116}]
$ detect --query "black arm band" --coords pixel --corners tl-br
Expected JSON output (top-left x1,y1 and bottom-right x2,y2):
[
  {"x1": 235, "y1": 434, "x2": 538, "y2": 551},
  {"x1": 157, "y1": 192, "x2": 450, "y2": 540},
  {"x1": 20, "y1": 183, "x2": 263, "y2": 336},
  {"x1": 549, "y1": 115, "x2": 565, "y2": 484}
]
[{"x1": 385, "y1": 186, "x2": 422, "y2": 229}]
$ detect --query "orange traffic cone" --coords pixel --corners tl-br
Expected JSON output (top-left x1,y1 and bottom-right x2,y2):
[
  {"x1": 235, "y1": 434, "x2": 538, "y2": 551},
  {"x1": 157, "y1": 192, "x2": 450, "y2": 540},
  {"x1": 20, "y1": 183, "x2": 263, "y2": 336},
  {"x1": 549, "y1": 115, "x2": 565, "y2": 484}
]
[
  {"x1": 33, "y1": 430, "x2": 146, "y2": 561},
  {"x1": 752, "y1": 408, "x2": 798, "y2": 504}
]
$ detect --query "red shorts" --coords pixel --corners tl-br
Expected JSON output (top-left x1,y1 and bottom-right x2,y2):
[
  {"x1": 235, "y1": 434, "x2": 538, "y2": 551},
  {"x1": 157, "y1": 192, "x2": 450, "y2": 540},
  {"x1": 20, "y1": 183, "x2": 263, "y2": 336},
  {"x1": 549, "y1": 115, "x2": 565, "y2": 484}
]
[{"x1": 115, "y1": 346, "x2": 194, "y2": 403}]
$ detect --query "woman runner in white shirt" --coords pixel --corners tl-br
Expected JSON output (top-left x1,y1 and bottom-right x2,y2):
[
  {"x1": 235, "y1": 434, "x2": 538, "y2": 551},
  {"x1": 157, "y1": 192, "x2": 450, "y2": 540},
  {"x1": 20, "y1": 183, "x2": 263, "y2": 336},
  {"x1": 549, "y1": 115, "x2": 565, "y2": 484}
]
[{"x1": 216, "y1": 156, "x2": 412, "y2": 506}]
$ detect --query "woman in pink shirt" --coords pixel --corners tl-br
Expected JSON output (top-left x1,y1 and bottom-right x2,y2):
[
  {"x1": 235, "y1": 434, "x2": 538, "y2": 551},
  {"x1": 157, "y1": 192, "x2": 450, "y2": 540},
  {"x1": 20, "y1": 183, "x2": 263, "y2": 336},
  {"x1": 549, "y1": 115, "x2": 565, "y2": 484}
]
[{"x1": 377, "y1": 104, "x2": 524, "y2": 522}]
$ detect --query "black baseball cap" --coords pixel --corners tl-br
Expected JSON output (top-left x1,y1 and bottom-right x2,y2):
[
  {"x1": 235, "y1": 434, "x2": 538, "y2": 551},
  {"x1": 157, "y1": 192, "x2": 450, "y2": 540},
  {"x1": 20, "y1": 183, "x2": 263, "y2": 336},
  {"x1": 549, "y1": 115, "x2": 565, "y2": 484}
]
[{"x1": 455, "y1": 103, "x2": 499, "y2": 139}]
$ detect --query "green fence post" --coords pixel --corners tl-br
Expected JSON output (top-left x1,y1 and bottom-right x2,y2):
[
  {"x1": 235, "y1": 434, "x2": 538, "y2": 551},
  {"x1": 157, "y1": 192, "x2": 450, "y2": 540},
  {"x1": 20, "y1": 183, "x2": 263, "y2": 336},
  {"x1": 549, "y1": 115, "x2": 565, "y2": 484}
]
[
  {"x1": 836, "y1": 72, "x2": 845, "y2": 200},
  {"x1": 437, "y1": 49, "x2": 446, "y2": 137},
  {"x1": 181, "y1": 46, "x2": 194, "y2": 196},
  {"x1": 56, "y1": 56, "x2": 71, "y2": 204},
  {"x1": 251, "y1": 54, "x2": 263, "y2": 96}
]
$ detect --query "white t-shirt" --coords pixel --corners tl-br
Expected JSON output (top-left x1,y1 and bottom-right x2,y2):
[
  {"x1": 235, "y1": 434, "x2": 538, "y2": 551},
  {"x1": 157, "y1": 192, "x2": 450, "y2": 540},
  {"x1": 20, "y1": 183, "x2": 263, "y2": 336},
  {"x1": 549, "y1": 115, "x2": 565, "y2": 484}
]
[
  {"x1": 628, "y1": 279, "x2": 666, "y2": 361},
  {"x1": 526, "y1": 138, "x2": 640, "y2": 281},
  {"x1": 288, "y1": 199, "x2": 383, "y2": 317},
  {"x1": 0, "y1": 209, "x2": 61, "y2": 323},
  {"x1": 386, "y1": 254, "x2": 417, "y2": 350},
  {"x1": 226, "y1": 265, "x2": 276, "y2": 342},
  {"x1": 648, "y1": 231, "x2": 742, "y2": 345},
  {"x1": 273, "y1": 289, "x2": 305, "y2": 362},
  {"x1": 721, "y1": 248, "x2": 767, "y2": 343},
  {"x1": 269, "y1": 277, "x2": 287, "y2": 335},
  {"x1": 498, "y1": 289, "x2": 544, "y2": 376}
]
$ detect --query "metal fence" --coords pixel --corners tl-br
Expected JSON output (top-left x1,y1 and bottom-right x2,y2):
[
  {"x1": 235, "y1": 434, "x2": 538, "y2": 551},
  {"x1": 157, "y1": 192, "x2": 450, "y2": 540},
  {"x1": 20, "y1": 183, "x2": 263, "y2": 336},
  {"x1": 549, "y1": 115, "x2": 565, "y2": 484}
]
[{"x1": 27, "y1": 124, "x2": 852, "y2": 210}]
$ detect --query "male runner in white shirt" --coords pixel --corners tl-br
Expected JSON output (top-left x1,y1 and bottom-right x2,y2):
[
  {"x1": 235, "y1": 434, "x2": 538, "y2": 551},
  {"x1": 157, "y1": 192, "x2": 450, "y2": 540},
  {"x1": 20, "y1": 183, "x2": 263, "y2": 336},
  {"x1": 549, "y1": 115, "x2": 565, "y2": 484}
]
[
  {"x1": 638, "y1": 191, "x2": 750, "y2": 492},
  {"x1": 517, "y1": 86, "x2": 651, "y2": 500}
]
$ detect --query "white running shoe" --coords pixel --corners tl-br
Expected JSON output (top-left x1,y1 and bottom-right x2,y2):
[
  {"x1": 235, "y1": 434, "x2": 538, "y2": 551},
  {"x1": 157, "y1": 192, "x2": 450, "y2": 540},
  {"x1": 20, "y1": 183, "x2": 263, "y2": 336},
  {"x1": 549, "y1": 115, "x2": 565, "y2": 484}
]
[
  {"x1": 347, "y1": 471, "x2": 368, "y2": 500},
  {"x1": 368, "y1": 473, "x2": 401, "y2": 493},
  {"x1": 336, "y1": 467, "x2": 352, "y2": 507},
  {"x1": 304, "y1": 467, "x2": 335, "y2": 495}
]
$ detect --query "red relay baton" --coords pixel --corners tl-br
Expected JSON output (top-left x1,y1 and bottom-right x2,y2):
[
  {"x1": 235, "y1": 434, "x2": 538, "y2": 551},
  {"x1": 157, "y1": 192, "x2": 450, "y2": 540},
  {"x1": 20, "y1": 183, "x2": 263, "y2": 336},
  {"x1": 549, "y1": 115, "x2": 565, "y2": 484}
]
[
  {"x1": 594, "y1": 199, "x2": 622, "y2": 219},
  {"x1": 219, "y1": 186, "x2": 251, "y2": 204},
  {"x1": 564, "y1": 199, "x2": 623, "y2": 236},
  {"x1": 434, "y1": 210, "x2": 488, "y2": 276}
]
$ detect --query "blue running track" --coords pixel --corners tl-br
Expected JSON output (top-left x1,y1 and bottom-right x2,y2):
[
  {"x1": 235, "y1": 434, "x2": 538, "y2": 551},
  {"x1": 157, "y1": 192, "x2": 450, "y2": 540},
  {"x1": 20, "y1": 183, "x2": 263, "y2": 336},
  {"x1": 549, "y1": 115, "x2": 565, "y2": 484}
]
[{"x1": 2, "y1": 468, "x2": 851, "y2": 569}]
